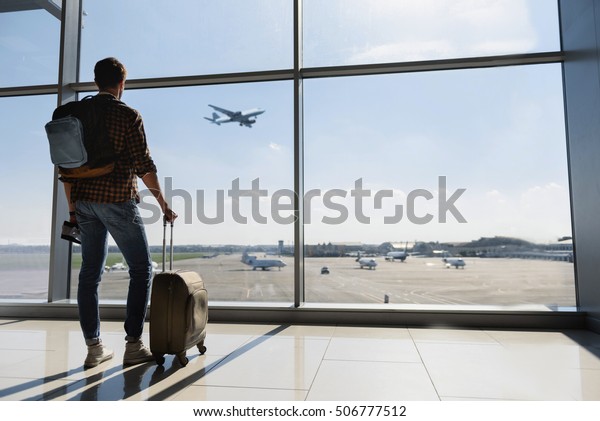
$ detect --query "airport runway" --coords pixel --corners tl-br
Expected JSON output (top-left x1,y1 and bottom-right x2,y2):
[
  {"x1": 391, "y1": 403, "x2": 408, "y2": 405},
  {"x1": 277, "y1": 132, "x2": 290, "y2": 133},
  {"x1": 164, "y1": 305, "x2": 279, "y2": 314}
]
[{"x1": 86, "y1": 253, "x2": 576, "y2": 308}]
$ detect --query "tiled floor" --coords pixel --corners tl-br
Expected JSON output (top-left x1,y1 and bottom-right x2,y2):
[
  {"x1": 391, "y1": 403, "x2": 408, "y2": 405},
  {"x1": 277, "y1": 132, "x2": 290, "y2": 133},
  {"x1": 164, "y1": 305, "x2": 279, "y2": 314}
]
[{"x1": 0, "y1": 318, "x2": 599, "y2": 401}]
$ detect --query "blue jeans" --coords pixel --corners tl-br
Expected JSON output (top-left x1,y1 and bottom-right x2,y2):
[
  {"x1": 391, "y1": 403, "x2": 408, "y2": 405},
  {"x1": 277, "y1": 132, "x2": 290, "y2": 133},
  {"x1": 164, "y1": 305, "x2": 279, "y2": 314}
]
[{"x1": 76, "y1": 200, "x2": 152, "y2": 344}]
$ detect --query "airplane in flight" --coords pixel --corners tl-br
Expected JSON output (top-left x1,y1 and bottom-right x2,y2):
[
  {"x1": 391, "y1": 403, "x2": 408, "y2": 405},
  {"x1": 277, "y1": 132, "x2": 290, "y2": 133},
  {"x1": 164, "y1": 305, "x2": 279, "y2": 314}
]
[
  {"x1": 204, "y1": 104, "x2": 265, "y2": 128},
  {"x1": 241, "y1": 252, "x2": 286, "y2": 270},
  {"x1": 443, "y1": 257, "x2": 466, "y2": 269},
  {"x1": 356, "y1": 252, "x2": 378, "y2": 270}
]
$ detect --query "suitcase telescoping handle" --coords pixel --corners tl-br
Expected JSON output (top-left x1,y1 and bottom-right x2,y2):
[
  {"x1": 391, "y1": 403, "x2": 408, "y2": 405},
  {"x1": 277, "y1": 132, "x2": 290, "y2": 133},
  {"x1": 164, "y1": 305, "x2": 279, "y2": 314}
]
[{"x1": 162, "y1": 217, "x2": 174, "y2": 272}]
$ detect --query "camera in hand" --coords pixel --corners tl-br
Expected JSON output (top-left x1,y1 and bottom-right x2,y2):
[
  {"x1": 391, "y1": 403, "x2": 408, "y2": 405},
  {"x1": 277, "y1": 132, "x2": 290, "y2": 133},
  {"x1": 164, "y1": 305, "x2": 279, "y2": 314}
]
[{"x1": 61, "y1": 221, "x2": 81, "y2": 244}]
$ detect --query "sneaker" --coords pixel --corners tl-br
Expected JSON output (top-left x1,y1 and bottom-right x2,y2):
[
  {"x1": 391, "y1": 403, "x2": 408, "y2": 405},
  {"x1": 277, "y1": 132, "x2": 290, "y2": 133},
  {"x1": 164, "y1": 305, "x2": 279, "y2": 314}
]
[
  {"x1": 84, "y1": 342, "x2": 114, "y2": 368},
  {"x1": 123, "y1": 340, "x2": 154, "y2": 366}
]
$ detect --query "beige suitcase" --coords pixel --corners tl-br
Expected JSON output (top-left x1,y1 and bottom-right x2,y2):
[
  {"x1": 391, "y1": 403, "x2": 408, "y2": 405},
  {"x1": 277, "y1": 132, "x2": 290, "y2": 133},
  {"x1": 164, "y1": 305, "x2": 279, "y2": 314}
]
[{"x1": 149, "y1": 221, "x2": 208, "y2": 366}]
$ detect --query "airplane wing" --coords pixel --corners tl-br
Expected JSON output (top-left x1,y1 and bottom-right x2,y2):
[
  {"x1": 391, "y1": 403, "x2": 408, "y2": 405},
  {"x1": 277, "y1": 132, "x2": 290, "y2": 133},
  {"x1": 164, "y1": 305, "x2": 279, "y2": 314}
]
[{"x1": 208, "y1": 104, "x2": 236, "y2": 117}]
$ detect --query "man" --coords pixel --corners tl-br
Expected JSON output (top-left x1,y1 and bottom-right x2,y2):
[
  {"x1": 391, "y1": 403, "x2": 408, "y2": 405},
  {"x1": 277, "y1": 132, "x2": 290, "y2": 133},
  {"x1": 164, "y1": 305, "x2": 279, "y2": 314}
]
[{"x1": 62, "y1": 57, "x2": 177, "y2": 368}]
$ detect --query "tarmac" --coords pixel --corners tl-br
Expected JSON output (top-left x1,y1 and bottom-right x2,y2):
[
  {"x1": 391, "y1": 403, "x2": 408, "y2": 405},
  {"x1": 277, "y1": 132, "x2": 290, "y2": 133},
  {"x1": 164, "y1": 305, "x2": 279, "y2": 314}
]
[
  {"x1": 89, "y1": 253, "x2": 576, "y2": 308},
  {"x1": 1, "y1": 252, "x2": 574, "y2": 307}
]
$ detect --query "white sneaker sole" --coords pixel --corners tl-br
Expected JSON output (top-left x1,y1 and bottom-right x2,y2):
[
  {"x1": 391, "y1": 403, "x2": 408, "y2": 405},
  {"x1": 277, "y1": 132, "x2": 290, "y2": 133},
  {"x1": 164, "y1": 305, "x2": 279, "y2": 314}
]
[{"x1": 84, "y1": 352, "x2": 114, "y2": 368}]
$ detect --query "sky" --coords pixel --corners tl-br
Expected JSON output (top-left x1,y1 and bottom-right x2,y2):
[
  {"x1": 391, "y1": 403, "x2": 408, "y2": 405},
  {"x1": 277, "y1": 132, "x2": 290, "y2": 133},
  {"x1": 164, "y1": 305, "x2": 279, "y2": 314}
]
[{"x1": 0, "y1": 0, "x2": 571, "y2": 247}]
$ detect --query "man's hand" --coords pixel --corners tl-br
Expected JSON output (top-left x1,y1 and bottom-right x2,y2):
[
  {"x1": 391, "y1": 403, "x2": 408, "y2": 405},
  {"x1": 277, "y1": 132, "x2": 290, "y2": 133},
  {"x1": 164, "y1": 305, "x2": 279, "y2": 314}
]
[{"x1": 163, "y1": 206, "x2": 178, "y2": 223}]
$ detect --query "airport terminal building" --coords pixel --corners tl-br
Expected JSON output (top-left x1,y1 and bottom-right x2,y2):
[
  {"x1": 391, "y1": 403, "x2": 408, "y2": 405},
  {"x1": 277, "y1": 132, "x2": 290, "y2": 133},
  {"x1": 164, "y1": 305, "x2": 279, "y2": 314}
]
[{"x1": 1, "y1": 0, "x2": 600, "y2": 403}]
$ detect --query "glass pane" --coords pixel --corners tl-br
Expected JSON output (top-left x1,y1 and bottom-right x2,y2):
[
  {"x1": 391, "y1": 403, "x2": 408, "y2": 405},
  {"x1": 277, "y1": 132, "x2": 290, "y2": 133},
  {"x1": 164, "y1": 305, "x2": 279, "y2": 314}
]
[
  {"x1": 70, "y1": 82, "x2": 294, "y2": 304},
  {"x1": 303, "y1": 0, "x2": 560, "y2": 67},
  {"x1": 0, "y1": 2, "x2": 61, "y2": 87},
  {"x1": 304, "y1": 64, "x2": 575, "y2": 310},
  {"x1": 80, "y1": 0, "x2": 293, "y2": 81},
  {"x1": 0, "y1": 95, "x2": 56, "y2": 301}
]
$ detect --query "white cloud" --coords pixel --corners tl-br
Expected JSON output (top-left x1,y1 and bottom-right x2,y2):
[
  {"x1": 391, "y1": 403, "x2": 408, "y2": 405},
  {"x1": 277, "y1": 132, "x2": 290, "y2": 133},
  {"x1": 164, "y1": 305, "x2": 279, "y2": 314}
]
[
  {"x1": 461, "y1": 183, "x2": 571, "y2": 243},
  {"x1": 486, "y1": 189, "x2": 507, "y2": 205},
  {"x1": 352, "y1": 40, "x2": 455, "y2": 63},
  {"x1": 341, "y1": 0, "x2": 537, "y2": 64}
]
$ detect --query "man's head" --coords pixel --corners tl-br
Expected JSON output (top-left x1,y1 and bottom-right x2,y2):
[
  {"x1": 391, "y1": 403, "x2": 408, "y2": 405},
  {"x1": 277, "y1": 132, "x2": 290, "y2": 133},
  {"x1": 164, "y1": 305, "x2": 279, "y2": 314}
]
[{"x1": 94, "y1": 57, "x2": 127, "y2": 98}]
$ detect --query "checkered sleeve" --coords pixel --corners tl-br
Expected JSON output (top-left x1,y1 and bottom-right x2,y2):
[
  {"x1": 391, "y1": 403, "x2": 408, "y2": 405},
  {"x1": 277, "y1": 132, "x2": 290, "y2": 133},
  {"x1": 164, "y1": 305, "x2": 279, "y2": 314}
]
[{"x1": 127, "y1": 112, "x2": 157, "y2": 177}]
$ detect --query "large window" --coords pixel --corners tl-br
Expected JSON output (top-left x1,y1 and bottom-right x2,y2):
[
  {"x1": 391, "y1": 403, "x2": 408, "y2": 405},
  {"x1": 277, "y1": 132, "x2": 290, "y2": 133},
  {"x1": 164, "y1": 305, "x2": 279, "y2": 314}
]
[
  {"x1": 303, "y1": 64, "x2": 575, "y2": 308},
  {"x1": 0, "y1": 2, "x2": 61, "y2": 87},
  {"x1": 69, "y1": 82, "x2": 295, "y2": 304},
  {"x1": 303, "y1": 0, "x2": 560, "y2": 67},
  {"x1": 0, "y1": 95, "x2": 56, "y2": 301},
  {"x1": 80, "y1": 0, "x2": 294, "y2": 79},
  {"x1": 0, "y1": 0, "x2": 575, "y2": 313}
]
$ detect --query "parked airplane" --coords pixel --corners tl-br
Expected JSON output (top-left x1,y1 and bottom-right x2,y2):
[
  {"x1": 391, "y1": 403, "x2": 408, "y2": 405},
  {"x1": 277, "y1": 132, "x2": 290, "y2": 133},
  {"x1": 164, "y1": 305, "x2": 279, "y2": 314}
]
[
  {"x1": 241, "y1": 252, "x2": 286, "y2": 270},
  {"x1": 385, "y1": 242, "x2": 409, "y2": 262},
  {"x1": 356, "y1": 252, "x2": 378, "y2": 270},
  {"x1": 385, "y1": 251, "x2": 408, "y2": 262},
  {"x1": 108, "y1": 260, "x2": 158, "y2": 272},
  {"x1": 443, "y1": 258, "x2": 466, "y2": 269},
  {"x1": 109, "y1": 262, "x2": 127, "y2": 272},
  {"x1": 204, "y1": 104, "x2": 265, "y2": 128}
]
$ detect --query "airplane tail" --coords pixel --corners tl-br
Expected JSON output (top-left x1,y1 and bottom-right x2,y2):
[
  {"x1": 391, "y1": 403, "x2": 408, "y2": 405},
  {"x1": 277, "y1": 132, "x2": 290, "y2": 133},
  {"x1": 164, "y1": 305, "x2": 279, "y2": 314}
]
[
  {"x1": 241, "y1": 251, "x2": 255, "y2": 265},
  {"x1": 204, "y1": 112, "x2": 221, "y2": 125}
]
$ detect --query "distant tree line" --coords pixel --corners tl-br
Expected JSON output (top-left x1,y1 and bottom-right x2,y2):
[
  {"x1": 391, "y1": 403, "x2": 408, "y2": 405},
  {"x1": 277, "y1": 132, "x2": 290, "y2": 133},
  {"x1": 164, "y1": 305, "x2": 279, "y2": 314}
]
[{"x1": 2, "y1": 236, "x2": 569, "y2": 260}]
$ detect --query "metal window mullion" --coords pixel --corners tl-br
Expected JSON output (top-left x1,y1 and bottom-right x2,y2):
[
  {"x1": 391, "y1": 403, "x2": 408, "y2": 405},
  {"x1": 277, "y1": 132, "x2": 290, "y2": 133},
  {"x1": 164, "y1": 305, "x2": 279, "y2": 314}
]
[
  {"x1": 48, "y1": 0, "x2": 82, "y2": 302},
  {"x1": 301, "y1": 51, "x2": 564, "y2": 79},
  {"x1": 0, "y1": 84, "x2": 59, "y2": 98},
  {"x1": 68, "y1": 70, "x2": 295, "y2": 92},
  {"x1": 294, "y1": 0, "x2": 305, "y2": 307},
  {"x1": 58, "y1": 51, "x2": 564, "y2": 94}
]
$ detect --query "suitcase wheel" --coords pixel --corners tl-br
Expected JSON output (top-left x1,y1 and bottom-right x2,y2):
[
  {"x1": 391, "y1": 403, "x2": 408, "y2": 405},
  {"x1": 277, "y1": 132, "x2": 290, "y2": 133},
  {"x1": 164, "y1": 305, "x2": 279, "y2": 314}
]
[
  {"x1": 177, "y1": 352, "x2": 189, "y2": 367},
  {"x1": 197, "y1": 342, "x2": 207, "y2": 355},
  {"x1": 153, "y1": 353, "x2": 165, "y2": 367}
]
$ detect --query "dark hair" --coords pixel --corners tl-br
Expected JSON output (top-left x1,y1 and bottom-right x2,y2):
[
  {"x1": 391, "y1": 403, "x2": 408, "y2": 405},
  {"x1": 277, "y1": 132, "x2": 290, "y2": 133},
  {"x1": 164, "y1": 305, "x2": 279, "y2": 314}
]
[{"x1": 94, "y1": 57, "x2": 127, "y2": 90}]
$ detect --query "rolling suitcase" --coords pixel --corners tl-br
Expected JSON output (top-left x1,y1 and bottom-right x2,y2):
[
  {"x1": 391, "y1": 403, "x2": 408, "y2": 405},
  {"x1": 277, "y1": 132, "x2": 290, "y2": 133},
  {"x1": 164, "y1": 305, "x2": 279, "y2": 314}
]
[{"x1": 149, "y1": 220, "x2": 208, "y2": 366}]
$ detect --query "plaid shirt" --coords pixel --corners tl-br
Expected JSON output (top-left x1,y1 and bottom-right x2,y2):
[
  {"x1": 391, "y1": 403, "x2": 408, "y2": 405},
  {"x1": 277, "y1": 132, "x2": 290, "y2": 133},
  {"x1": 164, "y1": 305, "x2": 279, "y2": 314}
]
[{"x1": 65, "y1": 93, "x2": 157, "y2": 204}]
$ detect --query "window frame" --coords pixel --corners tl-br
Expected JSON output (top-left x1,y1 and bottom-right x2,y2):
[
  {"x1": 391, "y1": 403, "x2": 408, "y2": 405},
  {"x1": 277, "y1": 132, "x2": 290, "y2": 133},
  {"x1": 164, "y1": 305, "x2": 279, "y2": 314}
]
[{"x1": 0, "y1": 0, "x2": 581, "y2": 330}]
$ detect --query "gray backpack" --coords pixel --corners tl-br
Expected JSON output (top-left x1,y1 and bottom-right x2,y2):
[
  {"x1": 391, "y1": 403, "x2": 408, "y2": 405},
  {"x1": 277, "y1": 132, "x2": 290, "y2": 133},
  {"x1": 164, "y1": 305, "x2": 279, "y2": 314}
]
[
  {"x1": 45, "y1": 115, "x2": 88, "y2": 169},
  {"x1": 45, "y1": 95, "x2": 117, "y2": 179}
]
